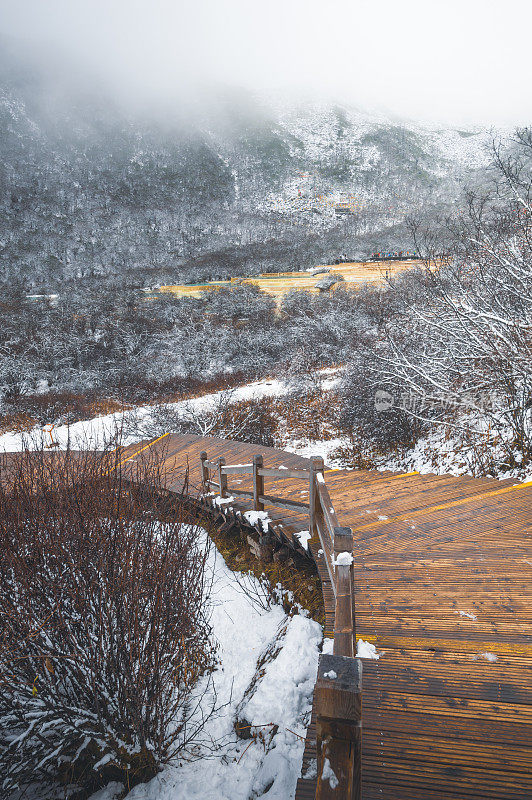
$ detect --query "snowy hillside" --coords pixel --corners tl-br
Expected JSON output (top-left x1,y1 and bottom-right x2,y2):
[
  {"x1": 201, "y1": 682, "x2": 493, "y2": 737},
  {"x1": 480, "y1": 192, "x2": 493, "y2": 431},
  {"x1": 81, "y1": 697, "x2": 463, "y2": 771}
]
[
  {"x1": 0, "y1": 37, "x2": 496, "y2": 290},
  {"x1": 267, "y1": 99, "x2": 492, "y2": 210}
]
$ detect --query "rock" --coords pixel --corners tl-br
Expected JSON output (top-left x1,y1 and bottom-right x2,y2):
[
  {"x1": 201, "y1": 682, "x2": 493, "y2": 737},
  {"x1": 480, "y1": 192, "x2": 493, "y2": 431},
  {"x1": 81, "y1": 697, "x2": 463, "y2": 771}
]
[{"x1": 315, "y1": 273, "x2": 344, "y2": 291}]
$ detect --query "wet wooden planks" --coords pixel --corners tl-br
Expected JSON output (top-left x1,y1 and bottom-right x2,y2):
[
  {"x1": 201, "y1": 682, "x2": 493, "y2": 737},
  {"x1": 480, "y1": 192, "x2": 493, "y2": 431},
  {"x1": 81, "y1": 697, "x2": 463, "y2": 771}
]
[
  {"x1": 117, "y1": 435, "x2": 532, "y2": 800},
  {"x1": 44, "y1": 433, "x2": 532, "y2": 800}
]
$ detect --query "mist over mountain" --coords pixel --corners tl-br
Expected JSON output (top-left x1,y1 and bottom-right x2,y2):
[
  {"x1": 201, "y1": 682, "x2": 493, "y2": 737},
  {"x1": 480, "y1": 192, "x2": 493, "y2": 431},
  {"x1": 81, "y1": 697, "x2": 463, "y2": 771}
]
[{"x1": 0, "y1": 38, "x2": 493, "y2": 291}]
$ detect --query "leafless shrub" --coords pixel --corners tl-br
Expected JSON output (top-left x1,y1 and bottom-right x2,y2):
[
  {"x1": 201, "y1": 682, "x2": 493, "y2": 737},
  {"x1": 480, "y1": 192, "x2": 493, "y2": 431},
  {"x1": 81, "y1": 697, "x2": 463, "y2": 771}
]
[
  {"x1": 0, "y1": 443, "x2": 216, "y2": 798},
  {"x1": 124, "y1": 393, "x2": 278, "y2": 447},
  {"x1": 379, "y1": 135, "x2": 532, "y2": 471},
  {"x1": 273, "y1": 389, "x2": 341, "y2": 443},
  {"x1": 229, "y1": 570, "x2": 279, "y2": 613}
]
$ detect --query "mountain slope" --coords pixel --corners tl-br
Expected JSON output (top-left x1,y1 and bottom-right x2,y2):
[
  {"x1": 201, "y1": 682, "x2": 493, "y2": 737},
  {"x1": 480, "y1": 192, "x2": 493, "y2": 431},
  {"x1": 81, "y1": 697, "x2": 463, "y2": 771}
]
[{"x1": 0, "y1": 40, "x2": 493, "y2": 289}]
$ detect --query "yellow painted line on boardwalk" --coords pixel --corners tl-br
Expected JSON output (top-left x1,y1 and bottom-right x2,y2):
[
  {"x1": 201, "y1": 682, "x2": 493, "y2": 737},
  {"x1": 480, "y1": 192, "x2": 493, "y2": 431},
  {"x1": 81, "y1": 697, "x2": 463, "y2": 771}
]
[
  {"x1": 324, "y1": 468, "x2": 419, "y2": 478},
  {"x1": 383, "y1": 470, "x2": 419, "y2": 480},
  {"x1": 102, "y1": 443, "x2": 125, "y2": 476},
  {"x1": 350, "y1": 478, "x2": 532, "y2": 532},
  {"x1": 116, "y1": 432, "x2": 171, "y2": 469}
]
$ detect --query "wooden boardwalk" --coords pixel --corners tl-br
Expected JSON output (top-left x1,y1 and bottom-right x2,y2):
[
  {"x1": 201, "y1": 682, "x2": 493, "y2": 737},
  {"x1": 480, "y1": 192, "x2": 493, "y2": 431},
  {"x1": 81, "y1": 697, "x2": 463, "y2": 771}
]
[
  {"x1": 114, "y1": 433, "x2": 532, "y2": 799},
  {"x1": 34, "y1": 433, "x2": 532, "y2": 799}
]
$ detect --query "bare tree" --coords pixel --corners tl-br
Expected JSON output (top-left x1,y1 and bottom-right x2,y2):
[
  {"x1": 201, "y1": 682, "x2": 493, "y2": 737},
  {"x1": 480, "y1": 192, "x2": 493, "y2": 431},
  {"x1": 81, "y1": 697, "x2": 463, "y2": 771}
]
[
  {"x1": 124, "y1": 392, "x2": 278, "y2": 446},
  {"x1": 375, "y1": 132, "x2": 532, "y2": 469}
]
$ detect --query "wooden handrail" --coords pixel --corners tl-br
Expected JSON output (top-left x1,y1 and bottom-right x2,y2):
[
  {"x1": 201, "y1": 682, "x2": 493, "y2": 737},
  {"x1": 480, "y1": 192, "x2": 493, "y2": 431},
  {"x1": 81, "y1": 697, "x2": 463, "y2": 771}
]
[
  {"x1": 259, "y1": 466, "x2": 311, "y2": 480},
  {"x1": 223, "y1": 487, "x2": 254, "y2": 499},
  {"x1": 222, "y1": 464, "x2": 253, "y2": 475},
  {"x1": 309, "y1": 457, "x2": 324, "y2": 554},
  {"x1": 199, "y1": 448, "x2": 361, "y2": 800},
  {"x1": 202, "y1": 459, "x2": 222, "y2": 471},
  {"x1": 316, "y1": 479, "x2": 341, "y2": 534},
  {"x1": 218, "y1": 457, "x2": 228, "y2": 498},
  {"x1": 315, "y1": 655, "x2": 362, "y2": 800},
  {"x1": 258, "y1": 493, "x2": 310, "y2": 513},
  {"x1": 204, "y1": 461, "x2": 312, "y2": 480},
  {"x1": 199, "y1": 450, "x2": 354, "y2": 613},
  {"x1": 333, "y1": 527, "x2": 356, "y2": 657},
  {"x1": 315, "y1": 512, "x2": 336, "y2": 591}
]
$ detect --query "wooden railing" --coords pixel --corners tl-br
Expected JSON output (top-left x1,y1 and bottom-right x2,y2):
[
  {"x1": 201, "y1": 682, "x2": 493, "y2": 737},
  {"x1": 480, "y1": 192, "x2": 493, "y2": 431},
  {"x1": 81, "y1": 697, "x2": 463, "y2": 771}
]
[{"x1": 200, "y1": 451, "x2": 362, "y2": 799}]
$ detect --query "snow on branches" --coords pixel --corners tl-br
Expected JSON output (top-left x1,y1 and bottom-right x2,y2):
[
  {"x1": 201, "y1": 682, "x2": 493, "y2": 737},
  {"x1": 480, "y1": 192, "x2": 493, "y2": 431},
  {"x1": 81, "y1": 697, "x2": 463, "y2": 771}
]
[{"x1": 0, "y1": 444, "x2": 217, "y2": 798}]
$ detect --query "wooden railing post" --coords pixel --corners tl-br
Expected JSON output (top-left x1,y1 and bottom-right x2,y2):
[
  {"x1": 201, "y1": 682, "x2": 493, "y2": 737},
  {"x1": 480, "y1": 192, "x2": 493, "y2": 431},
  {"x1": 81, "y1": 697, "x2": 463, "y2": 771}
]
[
  {"x1": 217, "y1": 456, "x2": 227, "y2": 498},
  {"x1": 309, "y1": 456, "x2": 324, "y2": 541},
  {"x1": 252, "y1": 454, "x2": 264, "y2": 511},
  {"x1": 200, "y1": 451, "x2": 209, "y2": 489},
  {"x1": 333, "y1": 526, "x2": 356, "y2": 656},
  {"x1": 315, "y1": 653, "x2": 362, "y2": 800}
]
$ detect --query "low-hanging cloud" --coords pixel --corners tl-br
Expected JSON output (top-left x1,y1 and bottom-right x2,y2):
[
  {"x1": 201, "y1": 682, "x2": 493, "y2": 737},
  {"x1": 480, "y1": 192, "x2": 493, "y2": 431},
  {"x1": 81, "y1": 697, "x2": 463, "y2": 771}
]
[{"x1": 0, "y1": 0, "x2": 530, "y2": 125}]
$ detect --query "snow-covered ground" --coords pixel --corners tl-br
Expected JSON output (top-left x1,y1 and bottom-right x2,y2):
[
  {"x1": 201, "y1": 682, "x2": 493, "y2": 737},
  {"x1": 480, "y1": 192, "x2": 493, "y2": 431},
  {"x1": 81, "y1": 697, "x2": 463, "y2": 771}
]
[
  {"x1": 0, "y1": 379, "x2": 291, "y2": 453},
  {"x1": 383, "y1": 423, "x2": 532, "y2": 483},
  {"x1": 4, "y1": 367, "x2": 526, "y2": 482},
  {"x1": 89, "y1": 536, "x2": 323, "y2": 800},
  {"x1": 0, "y1": 370, "x2": 343, "y2": 454},
  {"x1": 285, "y1": 427, "x2": 532, "y2": 482},
  {"x1": 285, "y1": 396, "x2": 532, "y2": 482},
  {"x1": 283, "y1": 436, "x2": 349, "y2": 469}
]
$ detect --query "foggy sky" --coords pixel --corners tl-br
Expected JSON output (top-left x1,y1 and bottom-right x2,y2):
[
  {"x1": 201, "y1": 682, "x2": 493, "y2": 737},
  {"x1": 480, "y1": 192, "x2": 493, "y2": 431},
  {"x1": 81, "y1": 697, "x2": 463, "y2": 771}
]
[{"x1": 0, "y1": 0, "x2": 530, "y2": 126}]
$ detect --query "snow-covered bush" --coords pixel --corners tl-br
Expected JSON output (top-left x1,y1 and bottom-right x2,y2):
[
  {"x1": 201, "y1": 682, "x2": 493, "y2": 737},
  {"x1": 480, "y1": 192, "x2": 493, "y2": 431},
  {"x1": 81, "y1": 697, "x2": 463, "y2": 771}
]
[
  {"x1": 339, "y1": 345, "x2": 427, "y2": 461},
  {"x1": 0, "y1": 445, "x2": 216, "y2": 798},
  {"x1": 124, "y1": 394, "x2": 278, "y2": 447},
  {"x1": 375, "y1": 138, "x2": 532, "y2": 471},
  {"x1": 337, "y1": 133, "x2": 532, "y2": 474}
]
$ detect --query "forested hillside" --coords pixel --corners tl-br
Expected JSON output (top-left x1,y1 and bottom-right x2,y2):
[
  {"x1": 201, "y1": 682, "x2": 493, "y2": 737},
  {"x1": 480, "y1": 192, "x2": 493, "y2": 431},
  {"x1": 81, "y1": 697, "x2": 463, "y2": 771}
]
[{"x1": 0, "y1": 37, "x2": 492, "y2": 291}]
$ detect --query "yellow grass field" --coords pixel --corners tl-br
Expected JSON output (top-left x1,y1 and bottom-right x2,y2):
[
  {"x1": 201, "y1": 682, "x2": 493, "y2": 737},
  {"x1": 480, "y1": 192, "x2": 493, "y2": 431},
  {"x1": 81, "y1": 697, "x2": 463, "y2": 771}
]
[{"x1": 159, "y1": 259, "x2": 423, "y2": 300}]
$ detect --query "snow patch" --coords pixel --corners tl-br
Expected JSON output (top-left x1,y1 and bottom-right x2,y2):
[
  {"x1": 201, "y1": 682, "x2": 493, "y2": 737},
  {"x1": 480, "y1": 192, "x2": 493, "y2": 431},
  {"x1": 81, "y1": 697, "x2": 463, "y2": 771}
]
[
  {"x1": 302, "y1": 759, "x2": 317, "y2": 779},
  {"x1": 88, "y1": 783, "x2": 124, "y2": 800},
  {"x1": 334, "y1": 551, "x2": 353, "y2": 566},
  {"x1": 321, "y1": 758, "x2": 339, "y2": 789},
  {"x1": 322, "y1": 638, "x2": 334, "y2": 655},
  {"x1": 455, "y1": 610, "x2": 478, "y2": 621},
  {"x1": 243, "y1": 510, "x2": 271, "y2": 532},
  {"x1": 92, "y1": 753, "x2": 115, "y2": 771},
  {"x1": 213, "y1": 495, "x2": 234, "y2": 507},
  {"x1": 0, "y1": 378, "x2": 291, "y2": 453},
  {"x1": 283, "y1": 436, "x2": 349, "y2": 469},
  {"x1": 294, "y1": 529, "x2": 311, "y2": 550},
  {"x1": 474, "y1": 652, "x2": 498, "y2": 662},
  {"x1": 357, "y1": 639, "x2": 380, "y2": 659}
]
